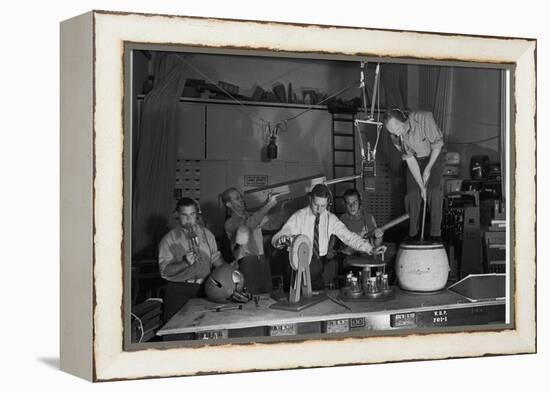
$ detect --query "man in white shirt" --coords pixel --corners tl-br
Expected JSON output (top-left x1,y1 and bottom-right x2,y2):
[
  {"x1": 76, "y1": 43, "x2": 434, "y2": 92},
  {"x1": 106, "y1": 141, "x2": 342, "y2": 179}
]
[
  {"x1": 222, "y1": 187, "x2": 279, "y2": 294},
  {"x1": 272, "y1": 184, "x2": 385, "y2": 290}
]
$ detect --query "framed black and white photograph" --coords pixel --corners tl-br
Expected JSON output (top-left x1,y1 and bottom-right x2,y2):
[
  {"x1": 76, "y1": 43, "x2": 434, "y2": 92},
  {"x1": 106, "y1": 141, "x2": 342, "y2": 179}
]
[{"x1": 60, "y1": 10, "x2": 537, "y2": 381}]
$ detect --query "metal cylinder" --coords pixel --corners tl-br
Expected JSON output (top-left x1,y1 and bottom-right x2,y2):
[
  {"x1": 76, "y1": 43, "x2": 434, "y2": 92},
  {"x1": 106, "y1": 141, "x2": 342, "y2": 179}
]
[
  {"x1": 367, "y1": 277, "x2": 378, "y2": 294},
  {"x1": 381, "y1": 274, "x2": 389, "y2": 291}
]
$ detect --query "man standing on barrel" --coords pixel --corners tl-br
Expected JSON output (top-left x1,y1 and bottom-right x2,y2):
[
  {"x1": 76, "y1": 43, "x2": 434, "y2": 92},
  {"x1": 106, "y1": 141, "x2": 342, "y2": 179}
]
[{"x1": 382, "y1": 108, "x2": 446, "y2": 242}]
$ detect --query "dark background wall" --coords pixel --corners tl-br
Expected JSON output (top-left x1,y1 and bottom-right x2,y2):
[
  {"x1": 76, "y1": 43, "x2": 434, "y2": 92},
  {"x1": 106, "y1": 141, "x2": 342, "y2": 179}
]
[
  {"x1": 407, "y1": 64, "x2": 503, "y2": 177},
  {"x1": 131, "y1": 53, "x2": 504, "y2": 243}
]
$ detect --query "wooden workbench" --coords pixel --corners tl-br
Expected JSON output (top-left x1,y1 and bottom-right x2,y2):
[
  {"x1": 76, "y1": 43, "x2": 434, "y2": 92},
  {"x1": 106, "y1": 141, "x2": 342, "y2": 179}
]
[{"x1": 157, "y1": 287, "x2": 506, "y2": 340}]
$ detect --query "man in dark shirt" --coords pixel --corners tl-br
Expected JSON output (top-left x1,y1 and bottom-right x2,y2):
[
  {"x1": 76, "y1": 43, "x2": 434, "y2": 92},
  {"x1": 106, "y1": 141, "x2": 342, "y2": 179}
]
[
  {"x1": 326, "y1": 188, "x2": 384, "y2": 278},
  {"x1": 338, "y1": 188, "x2": 383, "y2": 251}
]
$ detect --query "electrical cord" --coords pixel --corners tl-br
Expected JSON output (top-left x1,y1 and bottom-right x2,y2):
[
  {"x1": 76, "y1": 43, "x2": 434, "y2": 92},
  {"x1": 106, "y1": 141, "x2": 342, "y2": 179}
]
[
  {"x1": 131, "y1": 312, "x2": 144, "y2": 343},
  {"x1": 176, "y1": 53, "x2": 359, "y2": 136},
  {"x1": 175, "y1": 54, "x2": 500, "y2": 149}
]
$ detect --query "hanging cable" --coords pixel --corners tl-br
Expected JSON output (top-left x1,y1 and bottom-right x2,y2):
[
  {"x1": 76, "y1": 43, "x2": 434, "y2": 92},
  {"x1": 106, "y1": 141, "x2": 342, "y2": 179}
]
[
  {"x1": 175, "y1": 54, "x2": 267, "y2": 128},
  {"x1": 277, "y1": 82, "x2": 358, "y2": 127},
  {"x1": 354, "y1": 62, "x2": 382, "y2": 161},
  {"x1": 356, "y1": 61, "x2": 368, "y2": 160},
  {"x1": 360, "y1": 61, "x2": 369, "y2": 114},
  {"x1": 176, "y1": 53, "x2": 361, "y2": 139},
  {"x1": 371, "y1": 64, "x2": 382, "y2": 160},
  {"x1": 373, "y1": 63, "x2": 382, "y2": 124}
]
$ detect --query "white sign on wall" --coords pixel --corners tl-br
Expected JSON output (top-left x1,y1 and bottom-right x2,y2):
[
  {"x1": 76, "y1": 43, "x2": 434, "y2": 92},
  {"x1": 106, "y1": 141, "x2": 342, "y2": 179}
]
[{"x1": 244, "y1": 175, "x2": 268, "y2": 187}]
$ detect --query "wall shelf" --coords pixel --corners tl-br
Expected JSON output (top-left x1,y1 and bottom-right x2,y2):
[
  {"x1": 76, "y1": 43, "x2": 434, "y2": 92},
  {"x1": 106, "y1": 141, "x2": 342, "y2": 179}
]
[{"x1": 136, "y1": 94, "x2": 329, "y2": 111}]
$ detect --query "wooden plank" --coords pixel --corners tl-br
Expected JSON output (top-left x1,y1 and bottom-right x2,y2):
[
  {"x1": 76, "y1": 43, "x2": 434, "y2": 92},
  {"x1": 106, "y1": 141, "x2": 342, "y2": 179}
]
[
  {"x1": 242, "y1": 173, "x2": 326, "y2": 231},
  {"x1": 137, "y1": 95, "x2": 329, "y2": 110},
  {"x1": 157, "y1": 288, "x2": 504, "y2": 335}
]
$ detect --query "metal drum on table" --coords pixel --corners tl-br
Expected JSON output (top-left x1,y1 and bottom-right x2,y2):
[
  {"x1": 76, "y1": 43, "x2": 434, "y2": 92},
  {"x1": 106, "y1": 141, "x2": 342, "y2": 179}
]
[{"x1": 395, "y1": 242, "x2": 450, "y2": 292}]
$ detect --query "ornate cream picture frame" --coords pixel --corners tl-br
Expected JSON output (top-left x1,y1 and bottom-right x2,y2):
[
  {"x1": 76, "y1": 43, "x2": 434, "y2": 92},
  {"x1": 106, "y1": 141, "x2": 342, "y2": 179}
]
[{"x1": 60, "y1": 10, "x2": 536, "y2": 381}]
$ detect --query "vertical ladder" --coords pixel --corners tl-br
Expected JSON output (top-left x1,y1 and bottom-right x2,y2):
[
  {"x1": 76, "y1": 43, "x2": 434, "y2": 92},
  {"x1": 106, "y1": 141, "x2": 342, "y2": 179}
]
[{"x1": 331, "y1": 112, "x2": 357, "y2": 215}]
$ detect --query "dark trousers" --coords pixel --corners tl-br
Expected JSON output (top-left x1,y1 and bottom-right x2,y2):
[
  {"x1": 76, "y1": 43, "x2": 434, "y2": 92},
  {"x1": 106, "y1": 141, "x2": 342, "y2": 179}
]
[
  {"x1": 405, "y1": 153, "x2": 446, "y2": 237},
  {"x1": 310, "y1": 255, "x2": 327, "y2": 291},
  {"x1": 238, "y1": 255, "x2": 273, "y2": 295},
  {"x1": 163, "y1": 281, "x2": 203, "y2": 322}
]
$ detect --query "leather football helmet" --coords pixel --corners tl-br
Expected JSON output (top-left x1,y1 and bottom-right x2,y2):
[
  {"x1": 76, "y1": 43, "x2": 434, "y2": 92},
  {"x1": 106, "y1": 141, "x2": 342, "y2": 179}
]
[{"x1": 205, "y1": 264, "x2": 251, "y2": 303}]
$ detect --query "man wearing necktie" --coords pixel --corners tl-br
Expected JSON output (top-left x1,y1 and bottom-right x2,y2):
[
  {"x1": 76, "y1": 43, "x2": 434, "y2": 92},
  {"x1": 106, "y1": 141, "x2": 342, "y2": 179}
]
[{"x1": 272, "y1": 184, "x2": 386, "y2": 290}]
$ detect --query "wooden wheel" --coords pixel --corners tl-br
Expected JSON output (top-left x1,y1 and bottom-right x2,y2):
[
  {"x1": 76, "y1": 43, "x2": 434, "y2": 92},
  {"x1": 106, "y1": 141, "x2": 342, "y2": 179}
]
[{"x1": 289, "y1": 235, "x2": 312, "y2": 271}]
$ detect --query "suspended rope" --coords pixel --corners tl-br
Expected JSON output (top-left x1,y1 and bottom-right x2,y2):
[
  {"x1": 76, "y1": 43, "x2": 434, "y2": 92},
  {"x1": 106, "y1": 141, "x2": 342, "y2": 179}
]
[
  {"x1": 175, "y1": 54, "x2": 268, "y2": 129},
  {"x1": 175, "y1": 54, "x2": 497, "y2": 152},
  {"x1": 276, "y1": 82, "x2": 358, "y2": 130},
  {"x1": 372, "y1": 63, "x2": 382, "y2": 160}
]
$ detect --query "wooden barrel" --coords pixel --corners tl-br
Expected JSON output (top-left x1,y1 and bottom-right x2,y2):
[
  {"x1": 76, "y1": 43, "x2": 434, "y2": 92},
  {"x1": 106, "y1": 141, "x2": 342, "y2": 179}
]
[{"x1": 395, "y1": 242, "x2": 450, "y2": 292}]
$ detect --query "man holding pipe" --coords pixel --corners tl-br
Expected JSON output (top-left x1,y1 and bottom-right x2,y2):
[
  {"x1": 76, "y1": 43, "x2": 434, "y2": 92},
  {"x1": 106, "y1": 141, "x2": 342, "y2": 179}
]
[
  {"x1": 272, "y1": 184, "x2": 386, "y2": 290},
  {"x1": 222, "y1": 188, "x2": 279, "y2": 294},
  {"x1": 382, "y1": 108, "x2": 446, "y2": 242}
]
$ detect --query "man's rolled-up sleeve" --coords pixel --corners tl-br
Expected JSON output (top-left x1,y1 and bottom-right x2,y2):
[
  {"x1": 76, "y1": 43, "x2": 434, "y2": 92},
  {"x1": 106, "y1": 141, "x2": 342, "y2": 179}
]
[
  {"x1": 271, "y1": 212, "x2": 299, "y2": 247},
  {"x1": 424, "y1": 112, "x2": 444, "y2": 150},
  {"x1": 401, "y1": 140, "x2": 415, "y2": 161}
]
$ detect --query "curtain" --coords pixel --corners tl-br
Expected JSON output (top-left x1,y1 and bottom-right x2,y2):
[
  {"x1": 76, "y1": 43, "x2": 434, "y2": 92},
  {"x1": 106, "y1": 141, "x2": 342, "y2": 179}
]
[
  {"x1": 419, "y1": 65, "x2": 454, "y2": 138},
  {"x1": 380, "y1": 64, "x2": 407, "y2": 182},
  {"x1": 419, "y1": 65, "x2": 438, "y2": 113},
  {"x1": 432, "y1": 67, "x2": 454, "y2": 139},
  {"x1": 380, "y1": 64, "x2": 405, "y2": 110},
  {"x1": 132, "y1": 53, "x2": 188, "y2": 259}
]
